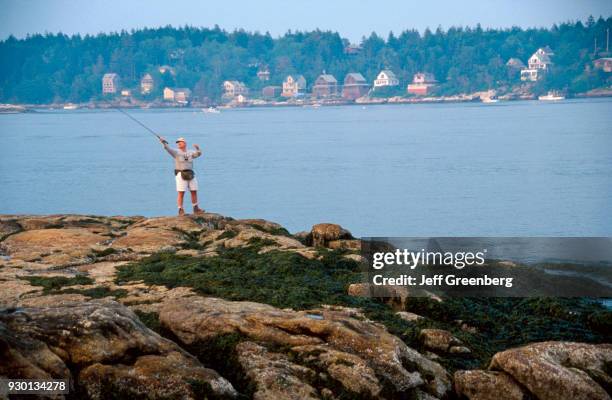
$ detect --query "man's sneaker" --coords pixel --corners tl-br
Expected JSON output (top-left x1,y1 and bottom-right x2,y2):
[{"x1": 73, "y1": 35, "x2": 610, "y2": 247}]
[
  {"x1": 193, "y1": 205, "x2": 204, "y2": 215},
  {"x1": 178, "y1": 207, "x2": 185, "y2": 216}
]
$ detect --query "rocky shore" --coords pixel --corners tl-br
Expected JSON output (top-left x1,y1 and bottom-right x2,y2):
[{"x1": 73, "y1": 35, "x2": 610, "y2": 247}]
[
  {"x1": 6, "y1": 91, "x2": 612, "y2": 113},
  {"x1": 1, "y1": 213, "x2": 610, "y2": 399}
]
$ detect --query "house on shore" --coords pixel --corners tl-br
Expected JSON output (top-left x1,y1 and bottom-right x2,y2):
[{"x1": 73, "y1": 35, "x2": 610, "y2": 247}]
[
  {"x1": 163, "y1": 87, "x2": 175, "y2": 101},
  {"x1": 174, "y1": 88, "x2": 191, "y2": 103},
  {"x1": 594, "y1": 58, "x2": 612, "y2": 73},
  {"x1": 262, "y1": 86, "x2": 282, "y2": 98},
  {"x1": 282, "y1": 75, "x2": 307, "y2": 97},
  {"x1": 223, "y1": 80, "x2": 248, "y2": 98},
  {"x1": 102, "y1": 73, "x2": 120, "y2": 94},
  {"x1": 521, "y1": 47, "x2": 554, "y2": 81},
  {"x1": 529, "y1": 48, "x2": 554, "y2": 69},
  {"x1": 163, "y1": 87, "x2": 191, "y2": 103},
  {"x1": 312, "y1": 74, "x2": 338, "y2": 98},
  {"x1": 520, "y1": 69, "x2": 539, "y2": 82},
  {"x1": 407, "y1": 73, "x2": 438, "y2": 96},
  {"x1": 342, "y1": 73, "x2": 369, "y2": 100},
  {"x1": 140, "y1": 73, "x2": 154, "y2": 94},
  {"x1": 373, "y1": 70, "x2": 399, "y2": 88}
]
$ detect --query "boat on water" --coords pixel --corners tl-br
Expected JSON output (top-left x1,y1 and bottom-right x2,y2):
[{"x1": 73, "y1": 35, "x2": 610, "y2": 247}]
[
  {"x1": 202, "y1": 107, "x2": 220, "y2": 114},
  {"x1": 482, "y1": 97, "x2": 499, "y2": 103},
  {"x1": 63, "y1": 103, "x2": 78, "y2": 110},
  {"x1": 538, "y1": 92, "x2": 565, "y2": 101}
]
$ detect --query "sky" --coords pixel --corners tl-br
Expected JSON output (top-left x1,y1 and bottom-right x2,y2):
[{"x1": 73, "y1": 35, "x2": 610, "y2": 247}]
[{"x1": 1, "y1": 0, "x2": 612, "y2": 43}]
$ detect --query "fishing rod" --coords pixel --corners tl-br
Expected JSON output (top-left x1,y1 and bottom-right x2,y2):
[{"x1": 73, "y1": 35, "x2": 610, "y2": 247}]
[{"x1": 106, "y1": 101, "x2": 168, "y2": 144}]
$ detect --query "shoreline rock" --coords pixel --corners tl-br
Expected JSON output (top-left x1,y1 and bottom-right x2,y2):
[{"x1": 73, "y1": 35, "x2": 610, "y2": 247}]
[
  {"x1": 0, "y1": 300, "x2": 237, "y2": 398},
  {"x1": 1, "y1": 213, "x2": 610, "y2": 399},
  {"x1": 456, "y1": 341, "x2": 612, "y2": 400},
  {"x1": 158, "y1": 295, "x2": 452, "y2": 398}
]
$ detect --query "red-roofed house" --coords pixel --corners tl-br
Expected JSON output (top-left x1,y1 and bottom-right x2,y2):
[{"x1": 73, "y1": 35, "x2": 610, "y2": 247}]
[
  {"x1": 407, "y1": 73, "x2": 438, "y2": 96},
  {"x1": 312, "y1": 74, "x2": 338, "y2": 98},
  {"x1": 342, "y1": 73, "x2": 369, "y2": 100}
]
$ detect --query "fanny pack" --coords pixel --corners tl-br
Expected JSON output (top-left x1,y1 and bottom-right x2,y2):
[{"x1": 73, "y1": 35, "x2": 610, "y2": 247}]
[{"x1": 175, "y1": 169, "x2": 195, "y2": 180}]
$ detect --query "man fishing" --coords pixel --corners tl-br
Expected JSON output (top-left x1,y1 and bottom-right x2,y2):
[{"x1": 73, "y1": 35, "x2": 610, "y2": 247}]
[{"x1": 159, "y1": 136, "x2": 203, "y2": 216}]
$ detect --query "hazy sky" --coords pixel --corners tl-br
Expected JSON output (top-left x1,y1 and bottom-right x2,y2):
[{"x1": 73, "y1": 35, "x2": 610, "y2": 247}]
[{"x1": 2, "y1": 0, "x2": 611, "y2": 42}]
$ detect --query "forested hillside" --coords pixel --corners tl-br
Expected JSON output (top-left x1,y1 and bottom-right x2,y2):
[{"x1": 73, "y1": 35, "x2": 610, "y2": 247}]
[{"x1": 0, "y1": 16, "x2": 610, "y2": 103}]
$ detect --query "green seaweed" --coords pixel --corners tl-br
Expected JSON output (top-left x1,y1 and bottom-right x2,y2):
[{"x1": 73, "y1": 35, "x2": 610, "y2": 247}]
[
  {"x1": 115, "y1": 246, "x2": 610, "y2": 371},
  {"x1": 134, "y1": 310, "x2": 163, "y2": 335},
  {"x1": 247, "y1": 223, "x2": 292, "y2": 237},
  {"x1": 186, "y1": 379, "x2": 217, "y2": 399},
  {"x1": 22, "y1": 275, "x2": 94, "y2": 293},
  {"x1": 217, "y1": 230, "x2": 238, "y2": 240},
  {"x1": 172, "y1": 228, "x2": 206, "y2": 250},
  {"x1": 116, "y1": 246, "x2": 361, "y2": 310},
  {"x1": 90, "y1": 247, "x2": 118, "y2": 257},
  {"x1": 183, "y1": 332, "x2": 255, "y2": 399},
  {"x1": 58, "y1": 286, "x2": 128, "y2": 299},
  {"x1": 246, "y1": 237, "x2": 277, "y2": 248}
]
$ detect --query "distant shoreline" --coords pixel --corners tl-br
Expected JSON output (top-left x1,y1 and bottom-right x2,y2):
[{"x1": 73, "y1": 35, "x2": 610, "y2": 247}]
[{"x1": 3, "y1": 89, "x2": 612, "y2": 113}]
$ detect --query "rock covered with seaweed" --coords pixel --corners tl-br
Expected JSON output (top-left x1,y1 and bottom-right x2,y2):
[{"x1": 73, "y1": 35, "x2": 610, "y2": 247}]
[{"x1": 0, "y1": 213, "x2": 610, "y2": 399}]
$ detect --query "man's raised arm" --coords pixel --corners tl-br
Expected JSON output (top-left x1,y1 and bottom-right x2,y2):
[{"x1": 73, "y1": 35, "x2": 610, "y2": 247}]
[
  {"x1": 160, "y1": 137, "x2": 177, "y2": 157},
  {"x1": 193, "y1": 144, "x2": 202, "y2": 158}
]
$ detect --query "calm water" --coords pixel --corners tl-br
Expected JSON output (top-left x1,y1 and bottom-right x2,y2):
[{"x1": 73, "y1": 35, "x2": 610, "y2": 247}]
[{"x1": 1, "y1": 99, "x2": 611, "y2": 236}]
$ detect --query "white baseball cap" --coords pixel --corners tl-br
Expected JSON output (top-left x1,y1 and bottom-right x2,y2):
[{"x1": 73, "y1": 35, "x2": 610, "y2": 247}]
[{"x1": 175, "y1": 137, "x2": 186, "y2": 143}]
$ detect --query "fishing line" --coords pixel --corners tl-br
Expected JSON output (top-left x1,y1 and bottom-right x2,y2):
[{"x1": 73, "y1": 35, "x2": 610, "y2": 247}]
[{"x1": 105, "y1": 101, "x2": 167, "y2": 143}]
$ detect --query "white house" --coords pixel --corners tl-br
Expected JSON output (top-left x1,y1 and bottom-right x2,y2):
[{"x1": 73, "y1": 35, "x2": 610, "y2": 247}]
[
  {"x1": 140, "y1": 73, "x2": 154, "y2": 94},
  {"x1": 102, "y1": 73, "x2": 120, "y2": 94},
  {"x1": 163, "y1": 87, "x2": 175, "y2": 101},
  {"x1": 282, "y1": 75, "x2": 307, "y2": 97},
  {"x1": 521, "y1": 47, "x2": 554, "y2": 81},
  {"x1": 520, "y1": 69, "x2": 540, "y2": 82},
  {"x1": 163, "y1": 87, "x2": 191, "y2": 103},
  {"x1": 373, "y1": 70, "x2": 399, "y2": 88},
  {"x1": 223, "y1": 80, "x2": 248, "y2": 98},
  {"x1": 528, "y1": 49, "x2": 553, "y2": 70},
  {"x1": 173, "y1": 88, "x2": 191, "y2": 104}
]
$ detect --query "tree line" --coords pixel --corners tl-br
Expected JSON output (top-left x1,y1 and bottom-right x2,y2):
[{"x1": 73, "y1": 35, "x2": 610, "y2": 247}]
[{"x1": 0, "y1": 16, "x2": 611, "y2": 103}]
